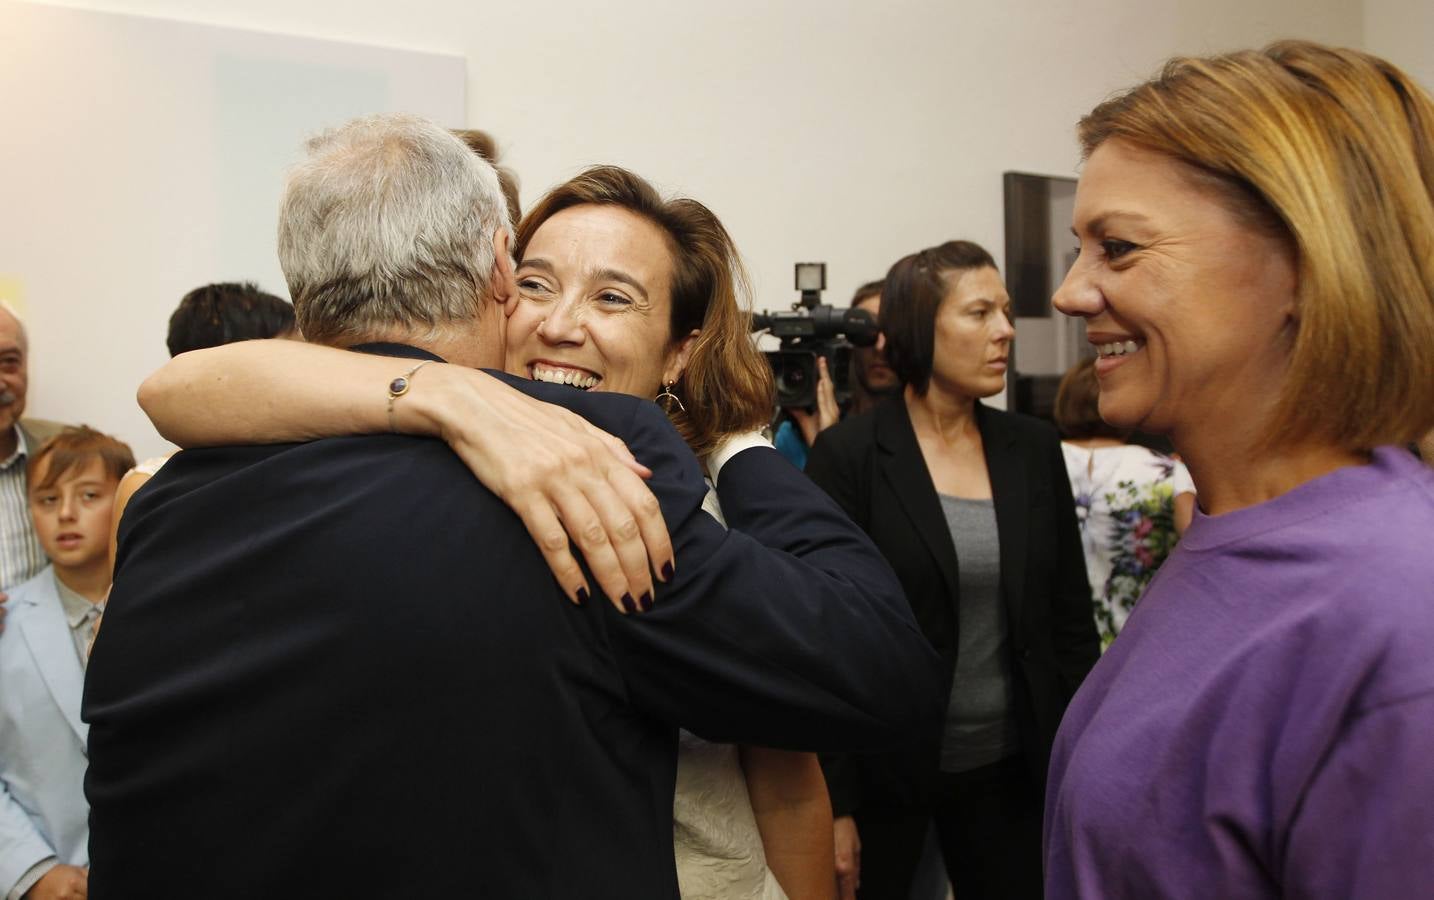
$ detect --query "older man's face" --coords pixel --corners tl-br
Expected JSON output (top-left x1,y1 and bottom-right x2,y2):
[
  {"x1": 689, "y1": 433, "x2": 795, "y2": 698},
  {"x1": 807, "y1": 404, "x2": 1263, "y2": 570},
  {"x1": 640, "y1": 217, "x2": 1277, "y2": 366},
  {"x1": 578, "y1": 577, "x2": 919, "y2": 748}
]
[{"x1": 0, "y1": 312, "x2": 29, "y2": 435}]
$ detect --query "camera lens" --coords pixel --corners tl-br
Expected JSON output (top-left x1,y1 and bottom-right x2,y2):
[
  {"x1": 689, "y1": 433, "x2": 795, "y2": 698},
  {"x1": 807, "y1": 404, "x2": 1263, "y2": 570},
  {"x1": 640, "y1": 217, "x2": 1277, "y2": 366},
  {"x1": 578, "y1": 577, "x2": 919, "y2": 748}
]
[{"x1": 765, "y1": 349, "x2": 817, "y2": 408}]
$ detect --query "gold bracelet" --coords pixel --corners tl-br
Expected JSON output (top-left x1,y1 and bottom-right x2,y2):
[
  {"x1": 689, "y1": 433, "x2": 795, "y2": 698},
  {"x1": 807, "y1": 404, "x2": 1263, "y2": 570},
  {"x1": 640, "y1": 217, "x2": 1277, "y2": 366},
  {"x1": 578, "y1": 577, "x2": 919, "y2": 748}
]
[{"x1": 386, "y1": 361, "x2": 430, "y2": 433}]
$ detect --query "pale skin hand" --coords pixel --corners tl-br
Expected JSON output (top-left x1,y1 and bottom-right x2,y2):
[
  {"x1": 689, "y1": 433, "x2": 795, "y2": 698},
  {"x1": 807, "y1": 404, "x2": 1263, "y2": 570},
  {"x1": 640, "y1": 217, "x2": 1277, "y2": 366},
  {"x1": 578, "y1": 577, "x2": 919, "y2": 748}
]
[
  {"x1": 787, "y1": 356, "x2": 841, "y2": 448},
  {"x1": 739, "y1": 748, "x2": 836, "y2": 900},
  {"x1": 137, "y1": 340, "x2": 672, "y2": 611},
  {"x1": 26, "y1": 864, "x2": 88, "y2": 899},
  {"x1": 418, "y1": 365, "x2": 673, "y2": 610},
  {"x1": 832, "y1": 815, "x2": 861, "y2": 900}
]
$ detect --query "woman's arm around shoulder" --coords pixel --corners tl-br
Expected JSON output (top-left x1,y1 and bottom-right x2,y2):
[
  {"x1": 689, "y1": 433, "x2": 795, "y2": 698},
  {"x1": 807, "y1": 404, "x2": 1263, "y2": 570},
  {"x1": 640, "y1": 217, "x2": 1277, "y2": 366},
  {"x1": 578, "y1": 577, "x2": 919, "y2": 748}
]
[{"x1": 139, "y1": 339, "x2": 669, "y2": 612}]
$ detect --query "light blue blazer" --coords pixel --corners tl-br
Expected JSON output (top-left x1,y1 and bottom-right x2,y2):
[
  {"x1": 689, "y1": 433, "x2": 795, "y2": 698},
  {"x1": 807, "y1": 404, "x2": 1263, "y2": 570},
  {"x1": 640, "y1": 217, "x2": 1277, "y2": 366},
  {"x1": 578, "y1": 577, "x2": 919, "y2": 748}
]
[{"x1": 0, "y1": 567, "x2": 89, "y2": 894}]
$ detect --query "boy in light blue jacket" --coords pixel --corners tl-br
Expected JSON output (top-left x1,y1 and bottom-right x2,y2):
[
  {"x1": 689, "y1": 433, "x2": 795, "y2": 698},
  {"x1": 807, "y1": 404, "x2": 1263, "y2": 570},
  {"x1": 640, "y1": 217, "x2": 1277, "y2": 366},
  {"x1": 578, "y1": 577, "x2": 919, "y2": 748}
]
[{"x1": 1, "y1": 427, "x2": 132, "y2": 900}]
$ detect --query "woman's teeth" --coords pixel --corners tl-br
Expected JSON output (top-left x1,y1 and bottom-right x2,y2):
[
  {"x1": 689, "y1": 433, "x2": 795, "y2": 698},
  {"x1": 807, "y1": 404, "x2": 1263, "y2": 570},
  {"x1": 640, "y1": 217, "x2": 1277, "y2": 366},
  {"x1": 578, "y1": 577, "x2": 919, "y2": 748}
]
[
  {"x1": 531, "y1": 365, "x2": 600, "y2": 389},
  {"x1": 1096, "y1": 340, "x2": 1141, "y2": 359}
]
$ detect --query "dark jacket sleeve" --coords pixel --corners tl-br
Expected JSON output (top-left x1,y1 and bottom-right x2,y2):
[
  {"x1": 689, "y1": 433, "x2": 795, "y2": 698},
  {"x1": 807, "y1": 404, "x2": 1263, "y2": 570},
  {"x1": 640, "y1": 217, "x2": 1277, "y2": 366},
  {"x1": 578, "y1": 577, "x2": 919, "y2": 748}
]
[
  {"x1": 599, "y1": 403, "x2": 944, "y2": 755},
  {"x1": 1043, "y1": 428, "x2": 1100, "y2": 697},
  {"x1": 803, "y1": 426, "x2": 872, "y2": 817}
]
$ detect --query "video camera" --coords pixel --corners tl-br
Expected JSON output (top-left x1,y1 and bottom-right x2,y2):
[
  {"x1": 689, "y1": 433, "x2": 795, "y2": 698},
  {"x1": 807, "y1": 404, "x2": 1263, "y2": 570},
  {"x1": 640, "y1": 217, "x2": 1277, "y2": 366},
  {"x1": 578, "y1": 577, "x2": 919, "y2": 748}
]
[{"x1": 751, "y1": 263, "x2": 879, "y2": 409}]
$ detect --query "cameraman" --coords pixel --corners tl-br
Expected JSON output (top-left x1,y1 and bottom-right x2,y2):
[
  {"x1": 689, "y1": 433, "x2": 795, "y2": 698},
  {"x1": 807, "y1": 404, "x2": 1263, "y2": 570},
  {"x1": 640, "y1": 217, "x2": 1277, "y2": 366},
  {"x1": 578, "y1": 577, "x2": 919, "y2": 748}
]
[{"x1": 774, "y1": 280, "x2": 900, "y2": 468}]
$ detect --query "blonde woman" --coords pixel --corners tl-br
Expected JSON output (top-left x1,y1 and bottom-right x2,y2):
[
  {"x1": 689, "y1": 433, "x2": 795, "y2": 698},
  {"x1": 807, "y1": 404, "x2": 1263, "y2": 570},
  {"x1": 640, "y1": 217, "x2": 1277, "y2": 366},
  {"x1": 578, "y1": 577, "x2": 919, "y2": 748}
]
[{"x1": 1046, "y1": 41, "x2": 1434, "y2": 898}]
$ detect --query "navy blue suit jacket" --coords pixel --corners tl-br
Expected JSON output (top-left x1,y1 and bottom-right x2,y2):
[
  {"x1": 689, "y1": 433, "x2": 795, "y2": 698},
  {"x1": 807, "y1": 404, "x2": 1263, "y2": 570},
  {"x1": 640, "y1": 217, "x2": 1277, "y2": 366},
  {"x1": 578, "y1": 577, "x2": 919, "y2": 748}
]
[{"x1": 84, "y1": 346, "x2": 943, "y2": 899}]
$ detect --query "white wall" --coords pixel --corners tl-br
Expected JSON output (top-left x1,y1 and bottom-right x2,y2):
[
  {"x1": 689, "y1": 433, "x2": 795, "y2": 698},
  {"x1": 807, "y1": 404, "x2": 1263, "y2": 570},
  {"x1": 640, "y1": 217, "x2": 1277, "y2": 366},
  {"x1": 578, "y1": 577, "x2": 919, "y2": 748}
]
[
  {"x1": 15, "y1": 0, "x2": 1374, "y2": 453},
  {"x1": 1364, "y1": 0, "x2": 1434, "y2": 90},
  {"x1": 3, "y1": 2, "x2": 464, "y2": 458}
]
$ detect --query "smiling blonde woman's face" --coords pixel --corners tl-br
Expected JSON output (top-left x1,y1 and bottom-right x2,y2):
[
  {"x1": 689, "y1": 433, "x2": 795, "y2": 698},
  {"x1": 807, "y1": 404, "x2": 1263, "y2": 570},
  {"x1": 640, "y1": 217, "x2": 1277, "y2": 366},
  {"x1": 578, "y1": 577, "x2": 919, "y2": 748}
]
[
  {"x1": 1053, "y1": 139, "x2": 1299, "y2": 440},
  {"x1": 504, "y1": 205, "x2": 693, "y2": 400}
]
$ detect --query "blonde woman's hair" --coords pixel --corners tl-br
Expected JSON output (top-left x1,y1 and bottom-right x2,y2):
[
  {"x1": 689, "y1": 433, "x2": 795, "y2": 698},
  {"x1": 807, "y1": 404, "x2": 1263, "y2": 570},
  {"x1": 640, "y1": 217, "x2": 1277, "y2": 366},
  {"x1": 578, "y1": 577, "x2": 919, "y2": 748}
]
[{"x1": 1079, "y1": 40, "x2": 1434, "y2": 451}]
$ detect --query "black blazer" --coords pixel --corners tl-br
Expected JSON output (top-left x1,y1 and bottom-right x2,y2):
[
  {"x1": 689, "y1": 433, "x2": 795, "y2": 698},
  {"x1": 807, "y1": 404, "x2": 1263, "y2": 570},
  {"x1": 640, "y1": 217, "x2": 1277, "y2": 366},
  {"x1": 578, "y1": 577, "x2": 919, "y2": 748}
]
[
  {"x1": 84, "y1": 346, "x2": 945, "y2": 900},
  {"x1": 805, "y1": 398, "x2": 1099, "y2": 815}
]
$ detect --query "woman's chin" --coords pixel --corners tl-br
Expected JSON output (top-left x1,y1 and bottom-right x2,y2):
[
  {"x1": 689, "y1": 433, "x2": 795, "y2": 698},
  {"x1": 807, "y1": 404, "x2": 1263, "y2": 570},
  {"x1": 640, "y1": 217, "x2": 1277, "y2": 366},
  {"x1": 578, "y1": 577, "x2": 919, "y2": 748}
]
[
  {"x1": 973, "y1": 374, "x2": 1007, "y2": 400},
  {"x1": 1097, "y1": 398, "x2": 1176, "y2": 438}
]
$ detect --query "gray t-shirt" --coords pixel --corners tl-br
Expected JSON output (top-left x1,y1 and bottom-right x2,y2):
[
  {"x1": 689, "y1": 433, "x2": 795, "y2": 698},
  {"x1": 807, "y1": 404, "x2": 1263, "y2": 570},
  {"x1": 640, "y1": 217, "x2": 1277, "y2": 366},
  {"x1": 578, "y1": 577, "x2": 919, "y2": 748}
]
[{"x1": 938, "y1": 494, "x2": 1020, "y2": 773}]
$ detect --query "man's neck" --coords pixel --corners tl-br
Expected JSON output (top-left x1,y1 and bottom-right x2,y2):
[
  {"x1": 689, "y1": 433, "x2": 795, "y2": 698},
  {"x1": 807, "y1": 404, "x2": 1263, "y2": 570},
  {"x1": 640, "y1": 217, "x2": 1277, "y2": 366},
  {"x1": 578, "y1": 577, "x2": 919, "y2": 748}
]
[
  {"x1": 55, "y1": 561, "x2": 109, "y2": 604},
  {"x1": 343, "y1": 326, "x2": 499, "y2": 371}
]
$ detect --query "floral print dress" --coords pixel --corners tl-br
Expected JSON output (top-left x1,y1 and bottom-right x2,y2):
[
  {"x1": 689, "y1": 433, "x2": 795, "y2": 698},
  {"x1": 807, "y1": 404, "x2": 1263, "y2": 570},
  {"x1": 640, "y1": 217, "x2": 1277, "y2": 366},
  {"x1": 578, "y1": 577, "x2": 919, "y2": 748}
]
[{"x1": 1060, "y1": 443, "x2": 1195, "y2": 649}]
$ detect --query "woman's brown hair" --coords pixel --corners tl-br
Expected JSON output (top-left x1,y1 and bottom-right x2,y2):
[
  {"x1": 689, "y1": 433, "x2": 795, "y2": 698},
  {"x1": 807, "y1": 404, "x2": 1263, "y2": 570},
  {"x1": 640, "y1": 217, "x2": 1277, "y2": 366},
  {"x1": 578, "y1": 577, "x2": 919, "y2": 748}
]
[
  {"x1": 515, "y1": 166, "x2": 774, "y2": 459},
  {"x1": 880, "y1": 240, "x2": 997, "y2": 395},
  {"x1": 1078, "y1": 40, "x2": 1434, "y2": 451}
]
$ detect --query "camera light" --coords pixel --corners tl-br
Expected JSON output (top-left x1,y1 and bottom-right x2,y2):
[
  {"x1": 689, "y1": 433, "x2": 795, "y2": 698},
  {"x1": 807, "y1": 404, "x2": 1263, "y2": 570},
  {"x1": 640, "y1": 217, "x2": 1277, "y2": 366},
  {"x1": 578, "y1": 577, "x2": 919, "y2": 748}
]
[{"x1": 794, "y1": 262, "x2": 826, "y2": 292}]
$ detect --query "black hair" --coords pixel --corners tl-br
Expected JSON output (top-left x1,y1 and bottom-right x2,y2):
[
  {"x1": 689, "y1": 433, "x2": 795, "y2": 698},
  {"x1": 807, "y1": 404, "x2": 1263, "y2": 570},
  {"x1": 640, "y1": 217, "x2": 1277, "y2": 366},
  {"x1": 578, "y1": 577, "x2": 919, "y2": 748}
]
[{"x1": 166, "y1": 282, "x2": 295, "y2": 357}]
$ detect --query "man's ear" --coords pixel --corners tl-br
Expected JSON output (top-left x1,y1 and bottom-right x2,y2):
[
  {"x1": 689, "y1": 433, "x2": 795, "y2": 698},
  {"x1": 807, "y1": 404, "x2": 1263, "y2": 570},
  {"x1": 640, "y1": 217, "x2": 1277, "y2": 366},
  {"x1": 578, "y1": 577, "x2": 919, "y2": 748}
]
[
  {"x1": 491, "y1": 228, "x2": 519, "y2": 317},
  {"x1": 662, "y1": 329, "x2": 701, "y2": 386}
]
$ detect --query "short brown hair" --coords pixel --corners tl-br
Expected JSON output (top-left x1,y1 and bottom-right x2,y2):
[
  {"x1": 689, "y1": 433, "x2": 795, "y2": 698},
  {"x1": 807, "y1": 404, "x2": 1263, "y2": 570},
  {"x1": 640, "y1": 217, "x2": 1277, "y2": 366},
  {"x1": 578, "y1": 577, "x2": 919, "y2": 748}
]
[
  {"x1": 515, "y1": 166, "x2": 773, "y2": 459},
  {"x1": 851, "y1": 280, "x2": 884, "y2": 307},
  {"x1": 452, "y1": 129, "x2": 522, "y2": 228},
  {"x1": 1078, "y1": 40, "x2": 1434, "y2": 451},
  {"x1": 880, "y1": 240, "x2": 997, "y2": 395},
  {"x1": 1054, "y1": 358, "x2": 1128, "y2": 441},
  {"x1": 28, "y1": 426, "x2": 135, "y2": 493}
]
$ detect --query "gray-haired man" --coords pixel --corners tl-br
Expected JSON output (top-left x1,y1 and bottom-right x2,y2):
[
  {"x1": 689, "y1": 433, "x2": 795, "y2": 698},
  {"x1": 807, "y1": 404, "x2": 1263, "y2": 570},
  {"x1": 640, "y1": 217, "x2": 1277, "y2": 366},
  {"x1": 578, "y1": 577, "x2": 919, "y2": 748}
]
[{"x1": 87, "y1": 114, "x2": 939, "y2": 899}]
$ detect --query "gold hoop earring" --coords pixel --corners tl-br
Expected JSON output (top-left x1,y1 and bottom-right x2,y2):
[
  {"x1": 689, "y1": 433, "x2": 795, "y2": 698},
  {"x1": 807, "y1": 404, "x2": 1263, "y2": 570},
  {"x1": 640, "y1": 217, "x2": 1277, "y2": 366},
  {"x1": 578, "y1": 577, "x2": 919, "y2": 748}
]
[{"x1": 656, "y1": 382, "x2": 685, "y2": 413}]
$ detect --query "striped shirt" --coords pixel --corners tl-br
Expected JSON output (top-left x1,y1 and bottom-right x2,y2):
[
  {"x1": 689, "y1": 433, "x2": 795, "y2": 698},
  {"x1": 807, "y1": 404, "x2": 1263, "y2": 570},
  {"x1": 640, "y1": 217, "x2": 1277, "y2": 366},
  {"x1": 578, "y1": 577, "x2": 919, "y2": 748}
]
[{"x1": 0, "y1": 425, "x2": 48, "y2": 591}]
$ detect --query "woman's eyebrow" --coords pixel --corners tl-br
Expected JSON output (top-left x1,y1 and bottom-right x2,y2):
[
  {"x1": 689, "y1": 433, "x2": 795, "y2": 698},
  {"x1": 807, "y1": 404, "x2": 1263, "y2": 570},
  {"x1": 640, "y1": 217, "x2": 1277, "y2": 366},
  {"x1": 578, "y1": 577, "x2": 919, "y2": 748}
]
[
  {"x1": 1074, "y1": 210, "x2": 1154, "y2": 236},
  {"x1": 591, "y1": 267, "x2": 649, "y2": 301}
]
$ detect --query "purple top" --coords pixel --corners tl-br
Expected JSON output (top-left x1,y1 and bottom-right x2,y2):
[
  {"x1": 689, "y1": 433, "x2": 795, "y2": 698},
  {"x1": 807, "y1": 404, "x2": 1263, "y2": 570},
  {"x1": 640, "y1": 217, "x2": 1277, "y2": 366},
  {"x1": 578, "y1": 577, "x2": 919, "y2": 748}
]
[{"x1": 1044, "y1": 447, "x2": 1434, "y2": 899}]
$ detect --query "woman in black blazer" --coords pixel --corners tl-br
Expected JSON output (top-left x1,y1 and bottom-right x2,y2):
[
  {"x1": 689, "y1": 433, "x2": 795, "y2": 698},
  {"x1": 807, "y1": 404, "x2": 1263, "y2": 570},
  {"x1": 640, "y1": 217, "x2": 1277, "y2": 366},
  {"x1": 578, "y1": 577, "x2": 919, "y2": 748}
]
[{"x1": 806, "y1": 240, "x2": 1099, "y2": 900}]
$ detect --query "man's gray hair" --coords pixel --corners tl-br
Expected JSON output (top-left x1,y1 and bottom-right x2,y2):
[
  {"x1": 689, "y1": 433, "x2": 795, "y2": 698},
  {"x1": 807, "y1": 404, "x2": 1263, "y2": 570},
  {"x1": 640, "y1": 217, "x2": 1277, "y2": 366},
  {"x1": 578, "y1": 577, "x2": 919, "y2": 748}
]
[{"x1": 277, "y1": 114, "x2": 512, "y2": 346}]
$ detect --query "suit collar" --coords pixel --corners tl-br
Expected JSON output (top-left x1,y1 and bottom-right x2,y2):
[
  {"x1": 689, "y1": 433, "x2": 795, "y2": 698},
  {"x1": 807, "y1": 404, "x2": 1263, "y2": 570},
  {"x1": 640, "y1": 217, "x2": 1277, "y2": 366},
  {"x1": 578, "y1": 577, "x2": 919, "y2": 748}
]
[
  {"x1": 15, "y1": 569, "x2": 88, "y2": 746},
  {"x1": 875, "y1": 399, "x2": 1029, "y2": 629},
  {"x1": 874, "y1": 400, "x2": 963, "y2": 617},
  {"x1": 348, "y1": 342, "x2": 446, "y2": 363}
]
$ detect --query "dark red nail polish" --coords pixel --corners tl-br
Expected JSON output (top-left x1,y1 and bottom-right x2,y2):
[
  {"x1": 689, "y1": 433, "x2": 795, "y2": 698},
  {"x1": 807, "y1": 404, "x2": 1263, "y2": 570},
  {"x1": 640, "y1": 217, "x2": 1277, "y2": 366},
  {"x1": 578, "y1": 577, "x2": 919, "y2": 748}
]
[
  {"x1": 621, "y1": 594, "x2": 637, "y2": 614},
  {"x1": 639, "y1": 592, "x2": 653, "y2": 612},
  {"x1": 661, "y1": 561, "x2": 674, "y2": 581},
  {"x1": 575, "y1": 587, "x2": 589, "y2": 606}
]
